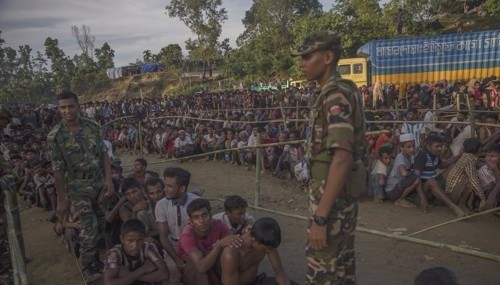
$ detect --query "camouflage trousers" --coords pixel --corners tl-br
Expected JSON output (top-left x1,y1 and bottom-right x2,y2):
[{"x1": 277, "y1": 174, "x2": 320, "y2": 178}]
[
  {"x1": 306, "y1": 186, "x2": 358, "y2": 285},
  {"x1": 71, "y1": 194, "x2": 105, "y2": 265}
]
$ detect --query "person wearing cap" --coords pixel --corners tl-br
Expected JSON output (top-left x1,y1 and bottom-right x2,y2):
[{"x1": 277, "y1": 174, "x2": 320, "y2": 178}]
[
  {"x1": 47, "y1": 91, "x2": 115, "y2": 282},
  {"x1": 291, "y1": 31, "x2": 366, "y2": 285},
  {"x1": 385, "y1": 134, "x2": 420, "y2": 207},
  {"x1": 173, "y1": 129, "x2": 194, "y2": 159},
  {"x1": 0, "y1": 105, "x2": 15, "y2": 285}
]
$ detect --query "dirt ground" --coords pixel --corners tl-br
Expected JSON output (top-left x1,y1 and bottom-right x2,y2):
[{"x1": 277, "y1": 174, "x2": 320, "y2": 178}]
[{"x1": 21, "y1": 154, "x2": 500, "y2": 285}]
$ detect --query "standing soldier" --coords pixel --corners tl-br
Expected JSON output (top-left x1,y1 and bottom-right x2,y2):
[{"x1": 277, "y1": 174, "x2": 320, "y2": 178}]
[
  {"x1": 0, "y1": 106, "x2": 15, "y2": 284},
  {"x1": 291, "y1": 31, "x2": 367, "y2": 285},
  {"x1": 48, "y1": 91, "x2": 115, "y2": 282}
]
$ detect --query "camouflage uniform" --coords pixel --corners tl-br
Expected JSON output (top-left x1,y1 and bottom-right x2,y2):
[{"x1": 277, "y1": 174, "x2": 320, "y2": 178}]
[
  {"x1": 47, "y1": 117, "x2": 107, "y2": 265},
  {"x1": 292, "y1": 32, "x2": 366, "y2": 285},
  {"x1": 0, "y1": 106, "x2": 14, "y2": 284}
]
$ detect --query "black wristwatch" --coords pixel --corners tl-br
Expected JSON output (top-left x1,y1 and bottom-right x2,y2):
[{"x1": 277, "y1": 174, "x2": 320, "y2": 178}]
[{"x1": 312, "y1": 215, "x2": 328, "y2": 226}]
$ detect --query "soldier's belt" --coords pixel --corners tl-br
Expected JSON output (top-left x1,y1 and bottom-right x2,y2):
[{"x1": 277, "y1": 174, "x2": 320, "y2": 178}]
[{"x1": 74, "y1": 171, "x2": 98, "y2": 180}]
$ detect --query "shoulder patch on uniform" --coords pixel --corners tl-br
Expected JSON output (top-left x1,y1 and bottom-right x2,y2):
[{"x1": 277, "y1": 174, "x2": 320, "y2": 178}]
[
  {"x1": 328, "y1": 103, "x2": 350, "y2": 123},
  {"x1": 329, "y1": 105, "x2": 342, "y2": 116}
]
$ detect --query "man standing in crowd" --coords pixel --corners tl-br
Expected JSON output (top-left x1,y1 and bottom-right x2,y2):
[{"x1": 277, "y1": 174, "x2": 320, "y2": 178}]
[
  {"x1": 292, "y1": 31, "x2": 366, "y2": 285},
  {"x1": 48, "y1": 91, "x2": 115, "y2": 282}
]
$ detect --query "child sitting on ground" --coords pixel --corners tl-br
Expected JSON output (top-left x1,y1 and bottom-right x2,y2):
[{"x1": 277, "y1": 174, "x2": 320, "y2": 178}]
[
  {"x1": 368, "y1": 146, "x2": 393, "y2": 203},
  {"x1": 478, "y1": 143, "x2": 500, "y2": 209},
  {"x1": 385, "y1": 134, "x2": 420, "y2": 208},
  {"x1": 445, "y1": 138, "x2": 486, "y2": 212}
]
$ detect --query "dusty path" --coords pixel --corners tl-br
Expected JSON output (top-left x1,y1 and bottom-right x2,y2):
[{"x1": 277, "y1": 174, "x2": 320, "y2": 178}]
[{"x1": 22, "y1": 154, "x2": 500, "y2": 285}]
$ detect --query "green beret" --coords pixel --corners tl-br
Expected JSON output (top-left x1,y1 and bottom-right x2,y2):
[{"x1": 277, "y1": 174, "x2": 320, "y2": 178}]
[{"x1": 291, "y1": 30, "x2": 341, "y2": 57}]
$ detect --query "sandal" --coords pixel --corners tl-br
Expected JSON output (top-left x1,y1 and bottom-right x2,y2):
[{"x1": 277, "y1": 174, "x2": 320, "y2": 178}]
[{"x1": 395, "y1": 199, "x2": 417, "y2": 208}]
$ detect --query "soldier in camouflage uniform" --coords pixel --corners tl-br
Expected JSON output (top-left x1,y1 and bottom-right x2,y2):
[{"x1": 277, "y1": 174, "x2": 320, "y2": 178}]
[
  {"x1": 47, "y1": 91, "x2": 115, "y2": 283},
  {"x1": 291, "y1": 31, "x2": 366, "y2": 285},
  {"x1": 0, "y1": 105, "x2": 14, "y2": 285}
]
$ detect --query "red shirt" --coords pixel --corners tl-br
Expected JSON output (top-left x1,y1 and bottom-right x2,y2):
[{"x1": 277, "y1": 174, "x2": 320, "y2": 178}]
[
  {"x1": 178, "y1": 219, "x2": 230, "y2": 260},
  {"x1": 374, "y1": 133, "x2": 392, "y2": 156}
]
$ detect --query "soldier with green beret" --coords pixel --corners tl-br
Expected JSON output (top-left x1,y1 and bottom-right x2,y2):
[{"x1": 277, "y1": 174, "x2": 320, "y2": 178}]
[
  {"x1": 292, "y1": 31, "x2": 367, "y2": 285},
  {"x1": 47, "y1": 91, "x2": 116, "y2": 283}
]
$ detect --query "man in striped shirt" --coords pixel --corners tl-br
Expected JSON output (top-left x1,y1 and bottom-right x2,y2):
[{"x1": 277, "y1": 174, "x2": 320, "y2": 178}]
[
  {"x1": 413, "y1": 135, "x2": 465, "y2": 217},
  {"x1": 401, "y1": 108, "x2": 427, "y2": 150}
]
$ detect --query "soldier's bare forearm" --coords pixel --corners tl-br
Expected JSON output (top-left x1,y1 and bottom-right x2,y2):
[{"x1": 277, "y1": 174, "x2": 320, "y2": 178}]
[{"x1": 54, "y1": 170, "x2": 66, "y2": 201}]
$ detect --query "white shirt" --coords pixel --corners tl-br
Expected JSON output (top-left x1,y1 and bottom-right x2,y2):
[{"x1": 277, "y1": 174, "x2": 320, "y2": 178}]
[
  {"x1": 174, "y1": 136, "x2": 193, "y2": 148},
  {"x1": 212, "y1": 211, "x2": 254, "y2": 234},
  {"x1": 154, "y1": 193, "x2": 200, "y2": 240}
]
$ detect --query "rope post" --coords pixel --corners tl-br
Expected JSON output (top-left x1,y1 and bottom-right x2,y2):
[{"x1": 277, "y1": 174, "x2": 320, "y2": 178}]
[
  {"x1": 468, "y1": 97, "x2": 476, "y2": 138},
  {"x1": 279, "y1": 103, "x2": 287, "y2": 130},
  {"x1": 432, "y1": 94, "x2": 437, "y2": 131},
  {"x1": 138, "y1": 121, "x2": 144, "y2": 159},
  {"x1": 295, "y1": 101, "x2": 299, "y2": 129},
  {"x1": 255, "y1": 135, "x2": 261, "y2": 207},
  {"x1": 4, "y1": 184, "x2": 25, "y2": 257}
]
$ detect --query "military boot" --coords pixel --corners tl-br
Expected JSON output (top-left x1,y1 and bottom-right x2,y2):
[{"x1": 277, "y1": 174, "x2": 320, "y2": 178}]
[{"x1": 82, "y1": 264, "x2": 101, "y2": 283}]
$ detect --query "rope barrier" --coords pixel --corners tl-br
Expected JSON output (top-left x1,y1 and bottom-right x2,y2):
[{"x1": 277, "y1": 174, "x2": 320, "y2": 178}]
[{"x1": 210, "y1": 198, "x2": 500, "y2": 264}]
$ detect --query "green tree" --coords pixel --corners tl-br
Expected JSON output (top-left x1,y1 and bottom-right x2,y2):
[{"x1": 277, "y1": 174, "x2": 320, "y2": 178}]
[
  {"x1": 94, "y1": 42, "x2": 115, "y2": 70},
  {"x1": 157, "y1": 44, "x2": 184, "y2": 71},
  {"x1": 225, "y1": 0, "x2": 321, "y2": 82},
  {"x1": 166, "y1": 0, "x2": 228, "y2": 79},
  {"x1": 143, "y1": 49, "x2": 154, "y2": 63},
  {"x1": 44, "y1": 37, "x2": 75, "y2": 92}
]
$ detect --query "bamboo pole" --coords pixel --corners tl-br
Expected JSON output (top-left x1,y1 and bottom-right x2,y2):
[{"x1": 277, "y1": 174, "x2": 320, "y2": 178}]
[
  {"x1": 212, "y1": 200, "x2": 500, "y2": 264},
  {"x1": 432, "y1": 94, "x2": 437, "y2": 131},
  {"x1": 4, "y1": 186, "x2": 25, "y2": 257},
  {"x1": 468, "y1": 97, "x2": 477, "y2": 138},
  {"x1": 358, "y1": 227, "x2": 500, "y2": 263},
  {"x1": 408, "y1": 206, "x2": 500, "y2": 237},
  {"x1": 255, "y1": 135, "x2": 261, "y2": 207},
  {"x1": 138, "y1": 121, "x2": 144, "y2": 159},
  {"x1": 295, "y1": 101, "x2": 299, "y2": 129},
  {"x1": 279, "y1": 103, "x2": 287, "y2": 130},
  {"x1": 2, "y1": 178, "x2": 29, "y2": 285}
]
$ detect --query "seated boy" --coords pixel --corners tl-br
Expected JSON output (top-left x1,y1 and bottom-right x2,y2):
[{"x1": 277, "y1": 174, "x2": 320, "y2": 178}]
[
  {"x1": 104, "y1": 219, "x2": 169, "y2": 285},
  {"x1": 413, "y1": 135, "x2": 466, "y2": 217},
  {"x1": 119, "y1": 177, "x2": 148, "y2": 222},
  {"x1": 368, "y1": 146, "x2": 392, "y2": 203},
  {"x1": 385, "y1": 134, "x2": 419, "y2": 208},
  {"x1": 445, "y1": 138, "x2": 486, "y2": 211},
  {"x1": 178, "y1": 199, "x2": 242, "y2": 285},
  {"x1": 213, "y1": 195, "x2": 254, "y2": 235},
  {"x1": 221, "y1": 217, "x2": 294, "y2": 285},
  {"x1": 478, "y1": 144, "x2": 500, "y2": 209}
]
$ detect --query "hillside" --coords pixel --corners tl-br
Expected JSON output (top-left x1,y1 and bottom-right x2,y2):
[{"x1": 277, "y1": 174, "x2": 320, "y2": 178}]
[{"x1": 80, "y1": 71, "x2": 203, "y2": 102}]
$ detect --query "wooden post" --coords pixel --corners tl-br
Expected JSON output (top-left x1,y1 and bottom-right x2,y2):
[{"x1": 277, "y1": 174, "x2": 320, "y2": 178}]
[
  {"x1": 432, "y1": 94, "x2": 437, "y2": 131},
  {"x1": 3, "y1": 182, "x2": 25, "y2": 257},
  {"x1": 255, "y1": 135, "x2": 261, "y2": 207},
  {"x1": 295, "y1": 100, "x2": 299, "y2": 129},
  {"x1": 279, "y1": 103, "x2": 287, "y2": 130},
  {"x1": 138, "y1": 121, "x2": 144, "y2": 158},
  {"x1": 468, "y1": 97, "x2": 476, "y2": 138}
]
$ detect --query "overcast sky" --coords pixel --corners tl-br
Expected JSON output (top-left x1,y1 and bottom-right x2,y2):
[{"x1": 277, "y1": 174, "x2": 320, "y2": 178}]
[{"x1": 0, "y1": 0, "x2": 340, "y2": 67}]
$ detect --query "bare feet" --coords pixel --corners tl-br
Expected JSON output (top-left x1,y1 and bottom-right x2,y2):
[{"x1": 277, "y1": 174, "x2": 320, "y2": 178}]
[
  {"x1": 395, "y1": 199, "x2": 417, "y2": 208},
  {"x1": 373, "y1": 196, "x2": 384, "y2": 204},
  {"x1": 451, "y1": 206, "x2": 467, "y2": 218}
]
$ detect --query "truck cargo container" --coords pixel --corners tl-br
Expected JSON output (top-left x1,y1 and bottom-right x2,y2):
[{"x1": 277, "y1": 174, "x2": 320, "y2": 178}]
[{"x1": 338, "y1": 30, "x2": 499, "y2": 87}]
